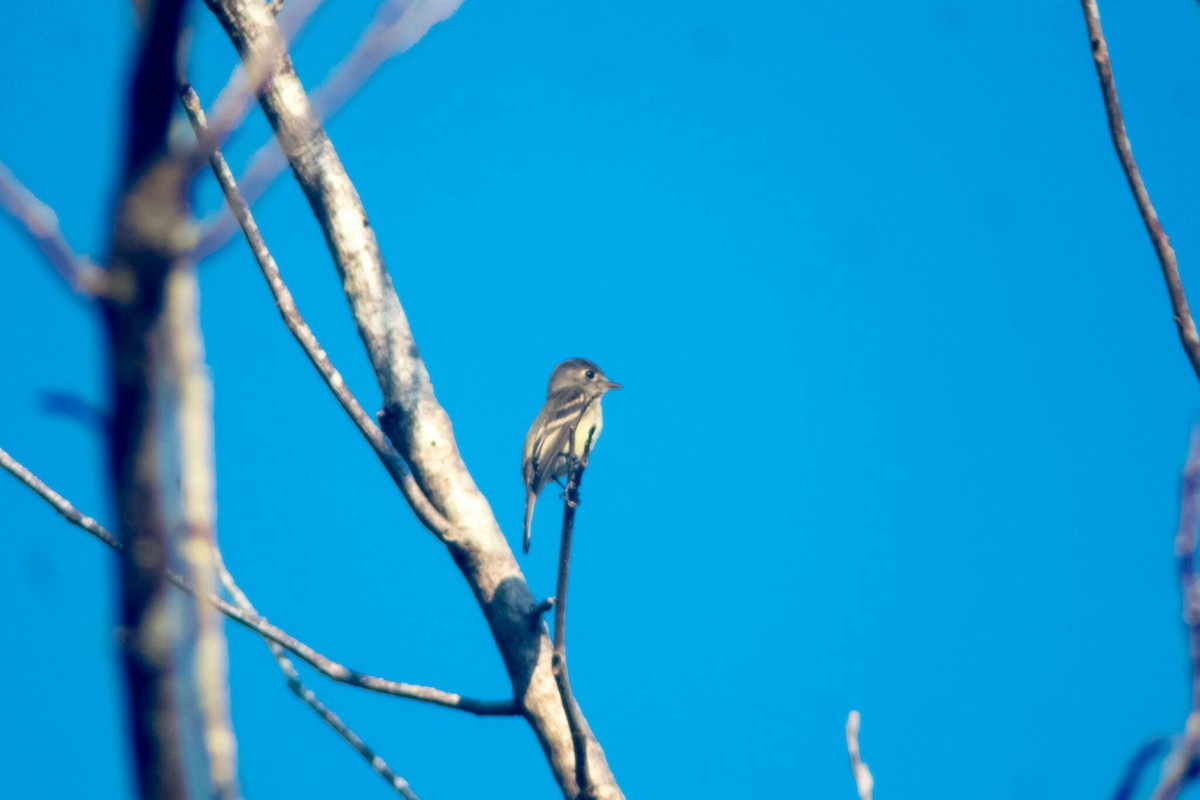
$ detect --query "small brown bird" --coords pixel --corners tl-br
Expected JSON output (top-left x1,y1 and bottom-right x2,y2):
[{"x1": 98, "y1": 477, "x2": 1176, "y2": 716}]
[{"x1": 521, "y1": 358, "x2": 621, "y2": 553}]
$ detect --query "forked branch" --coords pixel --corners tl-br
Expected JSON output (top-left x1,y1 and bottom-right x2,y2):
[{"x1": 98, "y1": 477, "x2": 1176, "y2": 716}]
[
  {"x1": 0, "y1": 162, "x2": 104, "y2": 296},
  {"x1": 195, "y1": 0, "x2": 464, "y2": 259},
  {"x1": 0, "y1": 444, "x2": 517, "y2": 717},
  {"x1": 177, "y1": 82, "x2": 453, "y2": 541},
  {"x1": 201, "y1": 2, "x2": 622, "y2": 795}
]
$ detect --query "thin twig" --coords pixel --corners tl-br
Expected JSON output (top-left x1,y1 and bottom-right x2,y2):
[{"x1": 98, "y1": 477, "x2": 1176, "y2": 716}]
[
  {"x1": 211, "y1": 545, "x2": 421, "y2": 799},
  {"x1": 194, "y1": 0, "x2": 464, "y2": 259},
  {"x1": 1080, "y1": 0, "x2": 1200, "y2": 381},
  {"x1": 0, "y1": 443, "x2": 517, "y2": 716},
  {"x1": 177, "y1": 82, "x2": 454, "y2": 542},
  {"x1": 216, "y1": 598, "x2": 519, "y2": 714},
  {"x1": 553, "y1": 463, "x2": 592, "y2": 799},
  {"x1": 1112, "y1": 736, "x2": 1171, "y2": 800},
  {"x1": 0, "y1": 162, "x2": 105, "y2": 296},
  {"x1": 846, "y1": 711, "x2": 874, "y2": 800},
  {"x1": 202, "y1": 4, "x2": 622, "y2": 795},
  {"x1": 190, "y1": 0, "x2": 325, "y2": 170},
  {"x1": 552, "y1": 422, "x2": 600, "y2": 799},
  {"x1": 1149, "y1": 430, "x2": 1200, "y2": 800},
  {"x1": 0, "y1": 447, "x2": 119, "y2": 549}
]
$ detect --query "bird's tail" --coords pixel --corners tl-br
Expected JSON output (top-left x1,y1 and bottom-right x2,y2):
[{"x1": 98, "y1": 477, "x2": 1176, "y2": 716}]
[{"x1": 523, "y1": 490, "x2": 536, "y2": 553}]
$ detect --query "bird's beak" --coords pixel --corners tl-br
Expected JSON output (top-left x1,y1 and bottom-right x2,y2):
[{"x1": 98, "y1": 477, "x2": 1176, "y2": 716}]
[{"x1": 604, "y1": 380, "x2": 623, "y2": 391}]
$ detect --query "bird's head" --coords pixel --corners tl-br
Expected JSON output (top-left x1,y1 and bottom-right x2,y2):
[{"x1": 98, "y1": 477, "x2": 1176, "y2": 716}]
[{"x1": 547, "y1": 358, "x2": 622, "y2": 398}]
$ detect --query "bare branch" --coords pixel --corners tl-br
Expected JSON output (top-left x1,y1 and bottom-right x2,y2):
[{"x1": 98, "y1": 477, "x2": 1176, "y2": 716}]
[
  {"x1": 200, "y1": 3, "x2": 624, "y2": 796},
  {"x1": 553, "y1": 461, "x2": 594, "y2": 799},
  {"x1": 1080, "y1": 0, "x2": 1200, "y2": 381},
  {"x1": 0, "y1": 446, "x2": 120, "y2": 550},
  {"x1": 101, "y1": 0, "x2": 245, "y2": 796},
  {"x1": 1149, "y1": 431, "x2": 1200, "y2": 800},
  {"x1": 177, "y1": 82, "x2": 453, "y2": 540},
  {"x1": 200, "y1": 5, "x2": 623, "y2": 795},
  {"x1": 0, "y1": 442, "x2": 517, "y2": 716},
  {"x1": 218, "y1": 600, "x2": 521, "y2": 715},
  {"x1": 276, "y1": 660, "x2": 422, "y2": 799},
  {"x1": 194, "y1": 0, "x2": 463, "y2": 260},
  {"x1": 0, "y1": 161, "x2": 105, "y2": 296},
  {"x1": 846, "y1": 711, "x2": 874, "y2": 800},
  {"x1": 1112, "y1": 736, "x2": 1171, "y2": 800},
  {"x1": 211, "y1": 542, "x2": 421, "y2": 799},
  {"x1": 196, "y1": 0, "x2": 324, "y2": 164}
]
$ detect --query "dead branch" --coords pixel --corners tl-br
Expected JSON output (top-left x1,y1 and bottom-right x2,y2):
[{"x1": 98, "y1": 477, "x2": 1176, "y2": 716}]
[
  {"x1": 200, "y1": 2, "x2": 622, "y2": 795},
  {"x1": 194, "y1": 0, "x2": 463, "y2": 260},
  {"x1": 846, "y1": 711, "x2": 874, "y2": 800},
  {"x1": 0, "y1": 162, "x2": 104, "y2": 296},
  {"x1": 1080, "y1": 0, "x2": 1200, "y2": 380},
  {"x1": 177, "y1": 81, "x2": 452, "y2": 539},
  {"x1": 0, "y1": 442, "x2": 517, "y2": 716},
  {"x1": 195, "y1": 0, "x2": 324, "y2": 166}
]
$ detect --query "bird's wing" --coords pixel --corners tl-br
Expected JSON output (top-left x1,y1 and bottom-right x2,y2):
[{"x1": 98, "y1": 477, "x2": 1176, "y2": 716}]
[{"x1": 528, "y1": 388, "x2": 590, "y2": 495}]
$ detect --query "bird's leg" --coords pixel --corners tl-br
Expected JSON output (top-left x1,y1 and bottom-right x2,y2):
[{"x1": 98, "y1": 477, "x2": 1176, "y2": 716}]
[{"x1": 564, "y1": 466, "x2": 583, "y2": 508}]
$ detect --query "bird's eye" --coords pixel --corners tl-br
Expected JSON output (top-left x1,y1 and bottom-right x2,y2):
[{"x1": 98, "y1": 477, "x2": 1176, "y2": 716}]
[{"x1": 585, "y1": 369, "x2": 596, "y2": 380}]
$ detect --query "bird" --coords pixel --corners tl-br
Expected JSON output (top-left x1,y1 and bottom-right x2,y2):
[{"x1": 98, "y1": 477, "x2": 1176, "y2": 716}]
[{"x1": 521, "y1": 358, "x2": 621, "y2": 553}]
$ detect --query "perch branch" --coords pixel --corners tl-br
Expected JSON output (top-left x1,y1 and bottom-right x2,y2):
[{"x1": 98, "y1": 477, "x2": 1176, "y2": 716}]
[
  {"x1": 1080, "y1": 0, "x2": 1200, "y2": 381},
  {"x1": 0, "y1": 161, "x2": 105, "y2": 296},
  {"x1": 553, "y1": 460, "x2": 593, "y2": 799}
]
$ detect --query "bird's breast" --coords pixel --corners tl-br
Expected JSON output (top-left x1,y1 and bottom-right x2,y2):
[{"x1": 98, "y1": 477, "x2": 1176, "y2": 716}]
[{"x1": 572, "y1": 401, "x2": 603, "y2": 458}]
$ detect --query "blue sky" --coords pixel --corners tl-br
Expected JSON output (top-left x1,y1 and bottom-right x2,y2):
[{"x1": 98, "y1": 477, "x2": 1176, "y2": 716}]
[{"x1": 3, "y1": 2, "x2": 1200, "y2": 798}]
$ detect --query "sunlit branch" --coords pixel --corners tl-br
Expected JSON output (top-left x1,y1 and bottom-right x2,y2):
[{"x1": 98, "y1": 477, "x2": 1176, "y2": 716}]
[
  {"x1": 177, "y1": 82, "x2": 454, "y2": 541},
  {"x1": 1080, "y1": 0, "x2": 1200, "y2": 381},
  {"x1": 194, "y1": 0, "x2": 463, "y2": 259}
]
